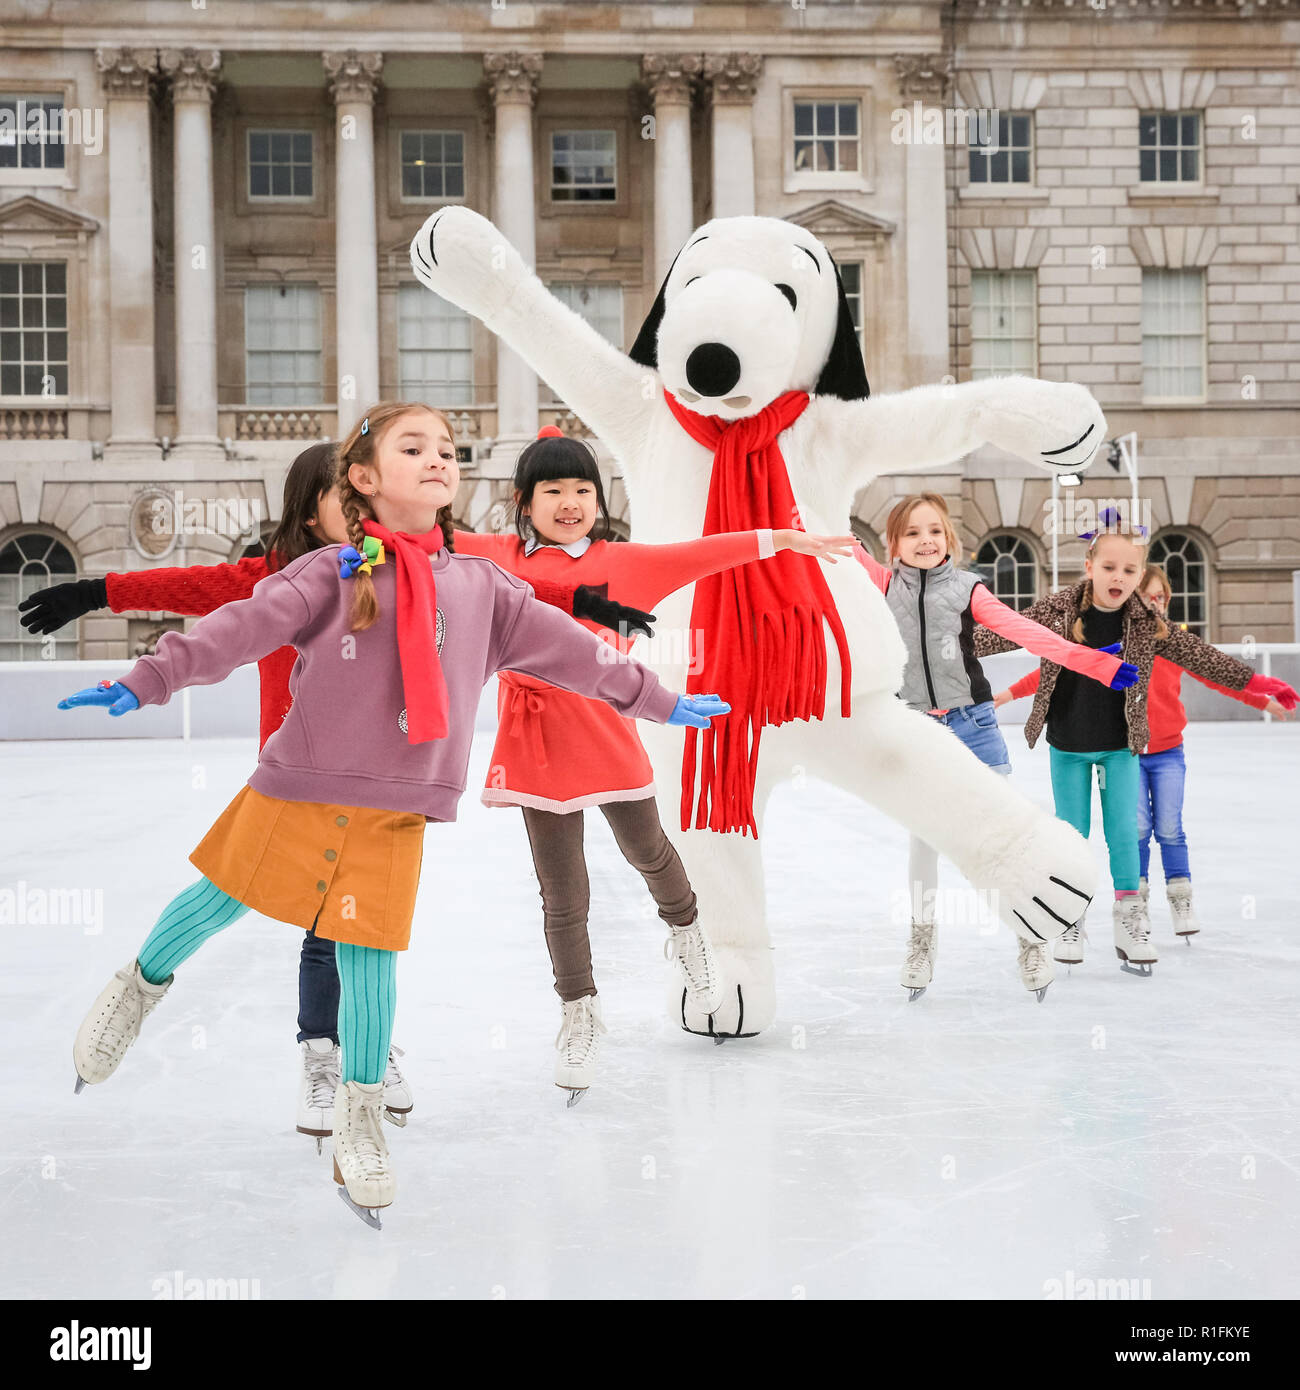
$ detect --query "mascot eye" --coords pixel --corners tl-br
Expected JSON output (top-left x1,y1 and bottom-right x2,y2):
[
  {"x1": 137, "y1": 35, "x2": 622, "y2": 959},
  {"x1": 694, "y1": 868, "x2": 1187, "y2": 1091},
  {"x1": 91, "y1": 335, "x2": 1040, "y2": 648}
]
[{"x1": 775, "y1": 283, "x2": 798, "y2": 312}]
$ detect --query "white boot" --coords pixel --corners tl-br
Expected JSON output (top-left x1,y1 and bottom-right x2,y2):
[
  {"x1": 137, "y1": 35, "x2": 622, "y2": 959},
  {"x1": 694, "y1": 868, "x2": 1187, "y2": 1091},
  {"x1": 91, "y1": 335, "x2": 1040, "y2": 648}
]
[
  {"x1": 1017, "y1": 938, "x2": 1054, "y2": 1002},
  {"x1": 382, "y1": 1044, "x2": 413, "y2": 1126},
  {"x1": 332, "y1": 1079, "x2": 394, "y2": 1227},
  {"x1": 1114, "y1": 896, "x2": 1158, "y2": 974},
  {"x1": 1054, "y1": 916, "x2": 1086, "y2": 965},
  {"x1": 297, "y1": 1038, "x2": 340, "y2": 1150},
  {"x1": 901, "y1": 920, "x2": 936, "y2": 1000},
  {"x1": 555, "y1": 995, "x2": 606, "y2": 1105},
  {"x1": 664, "y1": 916, "x2": 725, "y2": 1016},
  {"x1": 1166, "y1": 878, "x2": 1200, "y2": 940},
  {"x1": 73, "y1": 958, "x2": 173, "y2": 1091}
]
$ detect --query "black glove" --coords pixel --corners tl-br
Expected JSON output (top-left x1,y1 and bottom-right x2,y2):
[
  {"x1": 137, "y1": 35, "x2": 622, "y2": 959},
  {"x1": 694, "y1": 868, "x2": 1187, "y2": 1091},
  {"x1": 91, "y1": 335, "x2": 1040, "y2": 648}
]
[
  {"x1": 572, "y1": 583, "x2": 657, "y2": 640},
  {"x1": 17, "y1": 577, "x2": 108, "y2": 635}
]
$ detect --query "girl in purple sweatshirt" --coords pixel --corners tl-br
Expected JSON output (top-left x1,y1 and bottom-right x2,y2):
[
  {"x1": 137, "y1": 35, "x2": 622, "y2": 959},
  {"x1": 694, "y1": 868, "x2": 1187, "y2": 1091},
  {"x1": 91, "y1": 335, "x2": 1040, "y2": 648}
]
[{"x1": 60, "y1": 400, "x2": 728, "y2": 1228}]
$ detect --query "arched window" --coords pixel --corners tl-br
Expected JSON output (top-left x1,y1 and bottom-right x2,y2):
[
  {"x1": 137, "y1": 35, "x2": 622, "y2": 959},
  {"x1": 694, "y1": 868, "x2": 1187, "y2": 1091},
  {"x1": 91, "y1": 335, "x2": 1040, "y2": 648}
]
[
  {"x1": 0, "y1": 531, "x2": 78, "y2": 660},
  {"x1": 974, "y1": 533, "x2": 1038, "y2": 612},
  {"x1": 1148, "y1": 530, "x2": 1208, "y2": 638}
]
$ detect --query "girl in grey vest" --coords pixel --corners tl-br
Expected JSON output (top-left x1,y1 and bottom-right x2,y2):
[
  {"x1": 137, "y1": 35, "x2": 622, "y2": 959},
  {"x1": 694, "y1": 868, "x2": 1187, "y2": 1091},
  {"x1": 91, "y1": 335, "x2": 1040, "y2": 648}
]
[{"x1": 855, "y1": 494, "x2": 1136, "y2": 1001}]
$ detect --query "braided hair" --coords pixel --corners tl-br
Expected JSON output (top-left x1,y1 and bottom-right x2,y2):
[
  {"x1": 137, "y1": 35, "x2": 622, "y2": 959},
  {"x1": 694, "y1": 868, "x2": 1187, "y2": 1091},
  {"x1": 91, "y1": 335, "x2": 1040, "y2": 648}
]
[{"x1": 334, "y1": 401, "x2": 458, "y2": 632}]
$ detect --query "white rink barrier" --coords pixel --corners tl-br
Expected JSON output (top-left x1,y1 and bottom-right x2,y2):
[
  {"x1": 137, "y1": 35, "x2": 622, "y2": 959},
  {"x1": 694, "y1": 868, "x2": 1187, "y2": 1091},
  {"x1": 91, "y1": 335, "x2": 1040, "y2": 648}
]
[{"x1": 1, "y1": 649, "x2": 1295, "y2": 741}]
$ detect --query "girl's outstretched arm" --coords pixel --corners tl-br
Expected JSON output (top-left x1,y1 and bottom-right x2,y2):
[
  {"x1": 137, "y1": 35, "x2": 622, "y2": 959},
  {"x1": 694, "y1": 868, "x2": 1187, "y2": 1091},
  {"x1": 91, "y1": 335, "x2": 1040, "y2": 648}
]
[
  {"x1": 970, "y1": 585, "x2": 1135, "y2": 689},
  {"x1": 1159, "y1": 627, "x2": 1298, "y2": 709},
  {"x1": 489, "y1": 574, "x2": 679, "y2": 724},
  {"x1": 604, "y1": 529, "x2": 858, "y2": 614},
  {"x1": 85, "y1": 558, "x2": 318, "y2": 711},
  {"x1": 20, "y1": 556, "x2": 267, "y2": 635}
]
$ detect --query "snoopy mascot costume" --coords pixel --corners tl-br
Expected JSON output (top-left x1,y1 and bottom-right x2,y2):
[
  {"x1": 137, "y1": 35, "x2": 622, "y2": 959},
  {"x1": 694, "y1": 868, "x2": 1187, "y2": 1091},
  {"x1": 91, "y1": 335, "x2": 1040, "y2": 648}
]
[{"x1": 411, "y1": 206, "x2": 1106, "y2": 1039}]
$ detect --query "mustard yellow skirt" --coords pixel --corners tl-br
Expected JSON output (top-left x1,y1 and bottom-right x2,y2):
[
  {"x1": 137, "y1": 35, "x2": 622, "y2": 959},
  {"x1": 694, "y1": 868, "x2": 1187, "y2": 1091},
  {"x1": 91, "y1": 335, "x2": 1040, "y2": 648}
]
[{"x1": 189, "y1": 785, "x2": 426, "y2": 952}]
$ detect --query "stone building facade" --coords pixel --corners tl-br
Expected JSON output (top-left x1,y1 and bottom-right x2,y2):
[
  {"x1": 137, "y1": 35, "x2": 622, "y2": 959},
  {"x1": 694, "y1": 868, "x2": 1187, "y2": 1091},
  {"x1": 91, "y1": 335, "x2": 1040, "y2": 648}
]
[{"x1": 0, "y1": 0, "x2": 1296, "y2": 662}]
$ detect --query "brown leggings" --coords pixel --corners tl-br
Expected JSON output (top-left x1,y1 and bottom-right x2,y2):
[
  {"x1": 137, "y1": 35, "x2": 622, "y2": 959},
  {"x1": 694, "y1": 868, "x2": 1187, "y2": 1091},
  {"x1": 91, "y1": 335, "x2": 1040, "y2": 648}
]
[{"x1": 520, "y1": 796, "x2": 698, "y2": 1002}]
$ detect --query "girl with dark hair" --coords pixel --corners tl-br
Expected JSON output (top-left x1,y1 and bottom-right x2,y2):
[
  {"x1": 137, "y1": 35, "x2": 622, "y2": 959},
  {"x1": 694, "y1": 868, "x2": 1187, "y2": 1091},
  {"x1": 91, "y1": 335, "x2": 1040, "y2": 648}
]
[
  {"x1": 59, "y1": 401, "x2": 728, "y2": 1225},
  {"x1": 22, "y1": 432, "x2": 650, "y2": 1152},
  {"x1": 454, "y1": 426, "x2": 857, "y2": 1099}
]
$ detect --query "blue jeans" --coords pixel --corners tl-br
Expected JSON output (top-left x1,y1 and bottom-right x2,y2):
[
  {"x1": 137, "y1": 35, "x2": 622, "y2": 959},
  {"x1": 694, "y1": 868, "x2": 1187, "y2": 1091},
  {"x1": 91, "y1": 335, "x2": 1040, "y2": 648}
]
[
  {"x1": 932, "y1": 700, "x2": 1013, "y2": 774},
  {"x1": 1137, "y1": 743, "x2": 1190, "y2": 883},
  {"x1": 297, "y1": 923, "x2": 340, "y2": 1045}
]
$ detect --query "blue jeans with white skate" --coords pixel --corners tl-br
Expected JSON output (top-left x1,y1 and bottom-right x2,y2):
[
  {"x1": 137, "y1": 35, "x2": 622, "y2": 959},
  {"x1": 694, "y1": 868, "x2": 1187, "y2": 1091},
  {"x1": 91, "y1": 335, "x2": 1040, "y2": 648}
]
[{"x1": 907, "y1": 702, "x2": 1012, "y2": 927}]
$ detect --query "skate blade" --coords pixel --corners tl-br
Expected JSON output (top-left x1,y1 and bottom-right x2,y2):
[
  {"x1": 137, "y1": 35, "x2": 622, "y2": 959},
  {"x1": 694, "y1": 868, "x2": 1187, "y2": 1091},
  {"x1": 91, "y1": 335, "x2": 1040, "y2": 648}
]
[
  {"x1": 560, "y1": 1086, "x2": 586, "y2": 1108},
  {"x1": 74, "y1": 1072, "x2": 87, "y2": 1095},
  {"x1": 1034, "y1": 985, "x2": 1050, "y2": 1003},
  {"x1": 906, "y1": 986, "x2": 927, "y2": 1002},
  {"x1": 382, "y1": 1108, "x2": 409, "y2": 1128},
  {"x1": 1115, "y1": 950, "x2": 1155, "y2": 977},
  {"x1": 336, "y1": 1185, "x2": 383, "y2": 1231}
]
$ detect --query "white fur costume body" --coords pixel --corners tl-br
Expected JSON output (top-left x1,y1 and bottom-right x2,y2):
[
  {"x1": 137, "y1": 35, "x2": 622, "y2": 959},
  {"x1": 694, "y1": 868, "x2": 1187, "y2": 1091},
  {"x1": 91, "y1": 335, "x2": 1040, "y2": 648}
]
[{"x1": 412, "y1": 208, "x2": 1107, "y2": 1037}]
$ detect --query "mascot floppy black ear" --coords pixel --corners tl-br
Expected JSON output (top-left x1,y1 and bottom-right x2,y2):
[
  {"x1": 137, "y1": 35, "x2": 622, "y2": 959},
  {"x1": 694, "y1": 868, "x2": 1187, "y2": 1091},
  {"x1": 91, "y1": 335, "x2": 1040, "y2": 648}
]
[
  {"x1": 628, "y1": 250, "x2": 680, "y2": 369},
  {"x1": 814, "y1": 253, "x2": 871, "y2": 401}
]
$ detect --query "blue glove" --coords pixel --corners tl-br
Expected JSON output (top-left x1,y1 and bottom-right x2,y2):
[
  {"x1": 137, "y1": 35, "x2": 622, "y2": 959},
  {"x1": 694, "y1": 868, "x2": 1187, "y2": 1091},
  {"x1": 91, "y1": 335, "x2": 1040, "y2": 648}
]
[
  {"x1": 1099, "y1": 642, "x2": 1122, "y2": 655},
  {"x1": 668, "y1": 693, "x2": 731, "y2": 729},
  {"x1": 58, "y1": 680, "x2": 140, "y2": 716},
  {"x1": 1109, "y1": 663, "x2": 1139, "y2": 691}
]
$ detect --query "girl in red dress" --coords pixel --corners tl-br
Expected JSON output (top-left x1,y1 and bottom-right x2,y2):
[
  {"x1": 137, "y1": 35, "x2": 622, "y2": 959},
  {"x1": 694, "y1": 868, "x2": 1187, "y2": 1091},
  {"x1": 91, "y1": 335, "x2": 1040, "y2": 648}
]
[{"x1": 455, "y1": 427, "x2": 856, "y2": 1100}]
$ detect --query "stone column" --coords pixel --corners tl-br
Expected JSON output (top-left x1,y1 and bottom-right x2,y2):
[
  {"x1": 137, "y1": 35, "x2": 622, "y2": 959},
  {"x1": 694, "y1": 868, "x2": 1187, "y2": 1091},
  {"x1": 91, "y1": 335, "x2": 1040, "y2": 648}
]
[
  {"x1": 703, "y1": 53, "x2": 762, "y2": 220},
  {"x1": 895, "y1": 55, "x2": 953, "y2": 385},
  {"x1": 484, "y1": 51, "x2": 542, "y2": 470},
  {"x1": 642, "y1": 54, "x2": 701, "y2": 284},
  {"x1": 95, "y1": 48, "x2": 160, "y2": 454},
  {"x1": 324, "y1": 50, "x2": 383, "y2": 436},
  {"x1": 160, "y1": 48, "x2": 222, "y2": 457}
]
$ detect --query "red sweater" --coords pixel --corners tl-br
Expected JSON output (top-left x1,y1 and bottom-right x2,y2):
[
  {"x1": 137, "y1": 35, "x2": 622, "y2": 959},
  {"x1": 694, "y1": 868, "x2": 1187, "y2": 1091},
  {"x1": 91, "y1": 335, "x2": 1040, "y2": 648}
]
[
  {"x1": 1007, "y1": 655, "x2": 1269, "y2": 755},
  {"x1": 105, "y1": 550, "x2": 585, "y2": 750}
]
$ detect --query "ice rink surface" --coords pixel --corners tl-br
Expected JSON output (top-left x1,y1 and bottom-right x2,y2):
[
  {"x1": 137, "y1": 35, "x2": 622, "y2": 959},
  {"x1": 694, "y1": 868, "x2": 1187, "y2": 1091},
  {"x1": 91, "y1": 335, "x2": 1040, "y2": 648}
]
[{"x1": 2, "y1": 722, "x2": 1298, "y2": 1300}]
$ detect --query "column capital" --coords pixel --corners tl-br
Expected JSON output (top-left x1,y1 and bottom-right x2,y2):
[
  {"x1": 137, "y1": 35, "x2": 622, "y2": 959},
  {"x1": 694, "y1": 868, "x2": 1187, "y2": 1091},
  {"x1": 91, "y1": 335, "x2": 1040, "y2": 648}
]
[
  {"x1": 893, "y1": 53, "x2": 952, "y2": 102},
  {"x1": 702, "y1": 53, "x2": 763, "y2": 106},
  {"x1": 323, "y1": 50, "x2": 384, "y2": 104},
  {"x1": 641, "y1": 53, "x2": 703, "y2": 107},
  {"x1": 95, "y1": 47, "x2": 159, "y2": 98},
  {"x1": 484, "y1": 51, "x2": 543, "y2": 107},
  {"x1": 160, "y1": 49, "x2": 222, "y2": 102}
]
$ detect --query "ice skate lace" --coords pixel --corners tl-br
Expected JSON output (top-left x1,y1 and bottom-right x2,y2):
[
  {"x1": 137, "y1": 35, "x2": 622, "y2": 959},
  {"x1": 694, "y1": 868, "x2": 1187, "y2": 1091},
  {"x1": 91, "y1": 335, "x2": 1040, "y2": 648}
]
[
  {"x1": 384, "y1": 1044, "x2": 405, "y2": 1089},
  {"x1": 303, "y1": 1045, "x2": 339, "y2": 1111},
  {"x1": 1060, "y1": 919, "x2": 1087, "y2": 944},
  {"x1": 905, "y1": 923, "x2": 935, "y2": 970},
  {"x1": 1121, "y1": 902, "x2": 1151, "y2": 944},
  {"x1": 555, "y1": 998, "x2": 605, "y2": 1066},
  {"x1": 1169, "y1": 895, "x2": 1194, "y2": 925},
  {"x1": 94, "y1": 967, "x2": 150, "y2": 1064},
  {"x1": 1018, "y1": 939, "x2": 1047, "y2": 970},
  {"x1": 664, "y1": 920, "x2": 719, "y2": 1000},
  {"x1": 346, "y1": 1090, "x2": 388, "y2": 1179}
]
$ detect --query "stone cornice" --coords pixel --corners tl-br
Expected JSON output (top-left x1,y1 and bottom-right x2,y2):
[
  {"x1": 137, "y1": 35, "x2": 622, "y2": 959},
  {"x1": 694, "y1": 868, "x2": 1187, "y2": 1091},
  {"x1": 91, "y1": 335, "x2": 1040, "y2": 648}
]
[
  {"x1": 323, "y1": 50, "x2": 383, "y2": 105},
  {"x1": 483, "y1": 51, "x2": 543, "y2": 107},
  {"x1": 957, "y1": 0, "x2": 1294, "y2": 13},
  {"x1": 94, "y1": 47, "x2": 159, "y2": 98},
  {"x1": 159, "y1": 48, "x2": 221, "y2": 102},
  {"x1": 703, "y1": 53, "x2": 764, "y2": 106}
]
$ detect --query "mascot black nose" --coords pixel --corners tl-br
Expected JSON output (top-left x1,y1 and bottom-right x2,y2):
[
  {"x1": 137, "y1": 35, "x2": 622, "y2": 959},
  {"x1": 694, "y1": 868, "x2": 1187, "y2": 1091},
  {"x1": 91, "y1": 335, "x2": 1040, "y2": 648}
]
[{"x1": 685, "y1": 343, "x2": 741, "y2": 399}]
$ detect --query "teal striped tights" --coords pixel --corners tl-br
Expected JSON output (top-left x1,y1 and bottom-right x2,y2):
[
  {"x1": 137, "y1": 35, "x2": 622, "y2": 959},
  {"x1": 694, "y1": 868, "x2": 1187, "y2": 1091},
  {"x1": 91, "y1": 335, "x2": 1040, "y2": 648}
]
[{"x1": 136, "y1": 876, "x2": 394, "y2": 1084}]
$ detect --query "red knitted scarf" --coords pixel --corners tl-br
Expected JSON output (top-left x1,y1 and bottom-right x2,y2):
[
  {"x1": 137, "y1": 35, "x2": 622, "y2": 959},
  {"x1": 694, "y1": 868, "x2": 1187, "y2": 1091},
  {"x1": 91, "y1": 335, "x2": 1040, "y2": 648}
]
[
  {"x1": 665, "y1": 389, "x2": 852, "y2": 837},
  {"x1": 361, "y1": 518, "x2": 448, "y2": 744}
]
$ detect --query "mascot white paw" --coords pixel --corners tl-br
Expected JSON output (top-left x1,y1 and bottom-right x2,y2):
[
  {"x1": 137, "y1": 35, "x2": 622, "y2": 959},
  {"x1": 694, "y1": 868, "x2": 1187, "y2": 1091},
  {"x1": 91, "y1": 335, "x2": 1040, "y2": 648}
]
[{"x1": 668, "y1": 943, "x2": 775, "y2": 1041}]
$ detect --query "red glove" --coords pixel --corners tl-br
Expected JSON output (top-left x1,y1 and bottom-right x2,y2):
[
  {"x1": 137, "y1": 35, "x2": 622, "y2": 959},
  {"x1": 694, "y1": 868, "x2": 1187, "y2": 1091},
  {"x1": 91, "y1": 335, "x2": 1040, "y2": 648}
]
[{"x1": 1244, "y1": 674, "x2": 1298, "y2": 711}]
